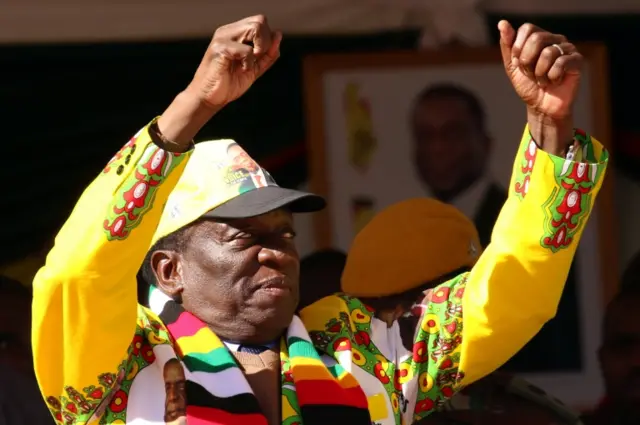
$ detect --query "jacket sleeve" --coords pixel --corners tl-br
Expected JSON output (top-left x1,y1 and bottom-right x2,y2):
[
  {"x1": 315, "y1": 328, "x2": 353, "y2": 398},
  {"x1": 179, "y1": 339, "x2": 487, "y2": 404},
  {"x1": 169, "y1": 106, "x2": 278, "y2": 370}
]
[
  {"x1": 406, "y1": 126, "x2": 608, "y2": 419},
  {"x1": 31, "y1": 119, "x2": 191, "y2": 424}
]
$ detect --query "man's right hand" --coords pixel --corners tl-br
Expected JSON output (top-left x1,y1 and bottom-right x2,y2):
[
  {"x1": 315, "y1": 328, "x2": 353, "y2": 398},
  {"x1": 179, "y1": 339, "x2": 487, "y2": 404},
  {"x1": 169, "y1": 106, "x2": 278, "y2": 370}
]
[
  {"x1": 157, "y1": 15, "x2": 281, "y2": 147},
  {"x1": 188, "y1": 15, "x2": 282, "y2": 108}
]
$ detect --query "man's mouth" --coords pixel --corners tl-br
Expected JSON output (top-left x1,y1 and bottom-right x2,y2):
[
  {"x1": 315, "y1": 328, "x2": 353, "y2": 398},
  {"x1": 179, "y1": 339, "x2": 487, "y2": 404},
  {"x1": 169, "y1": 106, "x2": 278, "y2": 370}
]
[{"x1": 255, "y1": 277, "x2": 290, "y2": 295}]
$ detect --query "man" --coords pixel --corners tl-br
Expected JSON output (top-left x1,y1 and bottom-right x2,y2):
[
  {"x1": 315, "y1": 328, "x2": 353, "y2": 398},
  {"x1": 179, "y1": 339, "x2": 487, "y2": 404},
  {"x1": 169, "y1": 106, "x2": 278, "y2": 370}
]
[
  {"x1": 300, "y1": 21, "x2": 608, "y2": 425},
  {"x1": 31, "y1": 17, "x2": 607, "y2": 425},
  {"x1": 410, "y1": 82, "x2": 582, "y2": 375},
  {"x1": 298, "y1": 249, "x2": 347, "y2": 310},
  {"x1": 33, "y1": 16, "x2": 364, "y2": 425},
  {"x1": 410, "y1": 83, "x2": 504, "y2": 248},
  {"x1": 581, "y1": 270, "x2": 640, "y2": 424}
]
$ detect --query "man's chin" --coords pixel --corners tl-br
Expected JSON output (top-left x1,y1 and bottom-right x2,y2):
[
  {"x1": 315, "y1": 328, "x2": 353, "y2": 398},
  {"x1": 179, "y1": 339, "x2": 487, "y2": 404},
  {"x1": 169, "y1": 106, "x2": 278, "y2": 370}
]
[
  {"x1": 165, "y1": 412, "x2": 187, "y2": 422},
  {"x1": 258, "y1": 306, "x2": 296, "y2": 336}
]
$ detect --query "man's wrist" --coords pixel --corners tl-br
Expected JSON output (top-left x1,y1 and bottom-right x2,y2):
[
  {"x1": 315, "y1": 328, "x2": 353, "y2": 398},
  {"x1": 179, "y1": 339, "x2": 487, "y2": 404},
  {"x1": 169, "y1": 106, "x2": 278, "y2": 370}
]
[
  {"x1": 156, "y1": 90, "x2": 223, "y2": 150},
  {"x1": 526, "y1": 107, "x2": 575, "y2": 157}
]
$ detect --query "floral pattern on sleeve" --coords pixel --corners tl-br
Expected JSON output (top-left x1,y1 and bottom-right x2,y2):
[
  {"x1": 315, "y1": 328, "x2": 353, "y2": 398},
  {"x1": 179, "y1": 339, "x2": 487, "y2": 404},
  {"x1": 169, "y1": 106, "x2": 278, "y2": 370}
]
[
  {"x1": 540, "y1": 129, "x2": 607, "y2": 252},
  {"x1": 43, "y1": 307, "x2": 173, "y2": 424},
  {"x1": 103, "y1": 141, "x2": 188, "y2": 241}
]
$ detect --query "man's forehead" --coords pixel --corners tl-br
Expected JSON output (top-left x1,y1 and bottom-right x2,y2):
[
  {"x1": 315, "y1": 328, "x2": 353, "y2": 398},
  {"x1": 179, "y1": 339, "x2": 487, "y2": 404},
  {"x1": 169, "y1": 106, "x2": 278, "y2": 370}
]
[{"x1": 200, "y1": 208, "x2": 294, "y2": 229}]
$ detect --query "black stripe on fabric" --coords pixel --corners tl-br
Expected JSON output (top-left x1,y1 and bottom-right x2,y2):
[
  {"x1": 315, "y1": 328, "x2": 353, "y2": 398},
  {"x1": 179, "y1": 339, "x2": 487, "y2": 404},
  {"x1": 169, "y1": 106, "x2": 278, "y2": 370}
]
[
  {"x1": 158, "y1": 299, "x2": 183, "y2": 325},
  {"x1": 185, "y1": 380, "x2": 263, "y2": 414},
  {"x1": 300, "y1": 405, "x2": 372, "y2": 425}
]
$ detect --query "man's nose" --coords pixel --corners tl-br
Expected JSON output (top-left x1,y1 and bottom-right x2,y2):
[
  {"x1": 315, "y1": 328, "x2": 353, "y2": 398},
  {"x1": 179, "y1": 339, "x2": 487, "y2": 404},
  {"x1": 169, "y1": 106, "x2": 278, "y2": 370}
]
[
  {"x1": 258, "y1": 245, "x2": 294, "y2": 268},
  {"x1": 167, "y1": 388, "x2": 179, "y2": 402},
  {"x1": 418, "y1": 136, "x2": 449, "y2": 158}
]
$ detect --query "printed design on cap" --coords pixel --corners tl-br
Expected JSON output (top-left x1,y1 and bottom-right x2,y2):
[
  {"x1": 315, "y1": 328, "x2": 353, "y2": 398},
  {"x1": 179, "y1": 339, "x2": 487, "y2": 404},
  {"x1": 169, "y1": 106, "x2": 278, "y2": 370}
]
[
  {"x1": 154, "y1": 139, "x2": 279, "y2": 240},
  {"x1": 220, "y1": 142, "x2": 275, "y2": 195}
]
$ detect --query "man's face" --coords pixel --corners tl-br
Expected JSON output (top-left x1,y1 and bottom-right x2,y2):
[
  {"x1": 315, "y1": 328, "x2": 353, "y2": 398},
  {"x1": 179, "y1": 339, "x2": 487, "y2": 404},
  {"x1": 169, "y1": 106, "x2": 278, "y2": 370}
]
[
  {"x1": 412, "y1": 96, "x2": 489, "y2": 199},
  {"x1": 0, "y1": 289, "x2": 32, "y2": 377},
  {"x1": 600, "y1": 296, "x2": 640, "y2": 411},
  {"x1": 229, "y1": 145, "x2": 259, "y2": 173},
  {"x1": 178, "y1": 209, "x2": 299, "y2": 343},
  {"x1": 163, "y1": 360, "x2": 187, "y2": 421}
]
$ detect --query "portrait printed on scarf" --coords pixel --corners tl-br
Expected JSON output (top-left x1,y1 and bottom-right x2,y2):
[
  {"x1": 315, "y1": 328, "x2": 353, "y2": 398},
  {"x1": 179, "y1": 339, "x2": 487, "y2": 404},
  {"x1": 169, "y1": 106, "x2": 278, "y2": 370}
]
[
  {"x1": 303, "y1": 45, "x2": 613, "y2": 409},
  {"x1": 164, "y1": 358, "x2": 188, "y2": 425}
]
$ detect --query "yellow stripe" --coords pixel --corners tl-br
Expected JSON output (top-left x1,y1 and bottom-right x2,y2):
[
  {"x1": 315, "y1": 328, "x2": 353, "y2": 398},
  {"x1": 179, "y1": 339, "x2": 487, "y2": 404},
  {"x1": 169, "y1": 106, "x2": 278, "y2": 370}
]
[
  {"x1": 336, "y1": 370, "x2": 360, "y2": 388},
  {"x1": 176, "y1": 327, "x2": 224, "y2": 354},
  {"x1": 290, "y1": 361, "x2": 335, "y2": 381},
  {"x1": 367, "y1": 393, "x2": 388, "y2": 421}
]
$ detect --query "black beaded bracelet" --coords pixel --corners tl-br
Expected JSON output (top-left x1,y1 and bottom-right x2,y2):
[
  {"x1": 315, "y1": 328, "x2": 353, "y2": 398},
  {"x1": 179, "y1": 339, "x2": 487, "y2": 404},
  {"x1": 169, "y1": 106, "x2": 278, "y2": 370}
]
[{"x1": 148, "y1": 117, "x2": 194, "y2": 153}]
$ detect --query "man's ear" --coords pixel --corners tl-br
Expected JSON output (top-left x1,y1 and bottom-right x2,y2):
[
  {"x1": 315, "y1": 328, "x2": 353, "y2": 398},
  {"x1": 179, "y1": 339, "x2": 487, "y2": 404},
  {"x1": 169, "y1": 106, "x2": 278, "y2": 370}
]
[{"x1": 151, "y1": 250, "x2": 184, "y2": 300}]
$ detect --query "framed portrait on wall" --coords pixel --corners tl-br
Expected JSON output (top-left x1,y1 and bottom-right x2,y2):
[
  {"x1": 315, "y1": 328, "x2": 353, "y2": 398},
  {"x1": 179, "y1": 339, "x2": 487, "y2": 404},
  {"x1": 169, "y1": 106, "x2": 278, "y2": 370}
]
[{"x1": 303, "y1": 44, "x2": 615, "y2": 409}]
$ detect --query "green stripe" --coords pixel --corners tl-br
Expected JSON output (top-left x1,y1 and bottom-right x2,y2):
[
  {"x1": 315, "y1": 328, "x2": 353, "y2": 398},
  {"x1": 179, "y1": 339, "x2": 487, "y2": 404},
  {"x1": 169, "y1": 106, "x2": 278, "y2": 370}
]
[
  {"x1": 182, "y1": 347, "x2": 237, "y2": 373},
  {"x1": 327, "y1": 363, "x2": 346, "y2": 379},
  {"x1": 287, "y1": 336, "x2": 321, "y2": 360}
]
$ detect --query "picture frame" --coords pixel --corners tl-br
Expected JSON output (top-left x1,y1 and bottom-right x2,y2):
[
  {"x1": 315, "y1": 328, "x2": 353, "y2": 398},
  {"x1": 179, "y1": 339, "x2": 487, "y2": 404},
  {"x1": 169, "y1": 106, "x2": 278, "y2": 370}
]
[{"x1": 303, "y1": 44, "x2": 616, "y2": 409}]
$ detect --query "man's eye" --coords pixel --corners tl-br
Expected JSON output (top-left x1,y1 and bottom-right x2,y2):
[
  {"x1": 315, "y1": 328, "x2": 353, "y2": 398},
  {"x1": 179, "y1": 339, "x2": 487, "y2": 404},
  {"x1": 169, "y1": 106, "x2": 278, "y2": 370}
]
[
  {"x1": 282, "y1": 231, "x2": 297, "y2": 239},
  {"x1": 235, "y1": 232, "x2": 254, "y2": 239}
]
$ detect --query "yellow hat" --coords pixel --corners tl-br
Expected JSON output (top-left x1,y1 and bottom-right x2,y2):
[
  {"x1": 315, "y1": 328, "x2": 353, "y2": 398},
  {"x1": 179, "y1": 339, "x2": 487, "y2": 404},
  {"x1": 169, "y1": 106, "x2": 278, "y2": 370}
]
[
  {"x1": 341, "y1": 198, "x2": 481, "y2": 297},
  {"x1": 151, "y1": 139, "x2": 325, "y2": 245}
]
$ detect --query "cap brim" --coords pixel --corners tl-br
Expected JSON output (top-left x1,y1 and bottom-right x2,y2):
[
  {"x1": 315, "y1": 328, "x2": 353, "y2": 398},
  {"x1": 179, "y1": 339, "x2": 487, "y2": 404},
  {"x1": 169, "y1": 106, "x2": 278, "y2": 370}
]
[{"x1": 203, "y1": 186, "x2": 326, "y2": 219}]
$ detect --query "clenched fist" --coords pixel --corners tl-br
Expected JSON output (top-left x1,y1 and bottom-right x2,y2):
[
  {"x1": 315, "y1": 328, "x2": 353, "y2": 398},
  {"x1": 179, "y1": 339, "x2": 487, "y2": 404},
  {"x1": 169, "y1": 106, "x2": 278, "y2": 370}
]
[
  {"x1": 157, "y1": 15, "x2": 282, "y2": 146},
  {"x1": 188, "y1": 15, "x2": 282, "y2": 107},
  {"x1": 499, "y1": 20, "x2": 582, "y2": 120}
]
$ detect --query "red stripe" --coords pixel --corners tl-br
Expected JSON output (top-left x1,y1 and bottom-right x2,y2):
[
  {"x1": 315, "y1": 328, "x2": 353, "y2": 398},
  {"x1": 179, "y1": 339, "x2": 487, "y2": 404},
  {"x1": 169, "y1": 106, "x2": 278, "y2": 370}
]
[
  {"x1": 294, "y1": 379, "x2": 368, "y2": 409},
  {"x1": 186, "y1": 405, "x2": 268, "y2": 425},
  {"x1": 166, "y1": 311, "x2": 206, "y2": 338}
]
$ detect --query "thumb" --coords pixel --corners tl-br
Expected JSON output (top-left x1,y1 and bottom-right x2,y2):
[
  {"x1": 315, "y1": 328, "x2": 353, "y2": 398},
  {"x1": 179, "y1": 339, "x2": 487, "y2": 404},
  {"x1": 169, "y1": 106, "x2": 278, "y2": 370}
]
[
  {"x1": 257, "y1": 30, "x2": 282, "y2": 76},
  {"x1": 498, "y1": 20, "x2": 516, "y2": 72}
]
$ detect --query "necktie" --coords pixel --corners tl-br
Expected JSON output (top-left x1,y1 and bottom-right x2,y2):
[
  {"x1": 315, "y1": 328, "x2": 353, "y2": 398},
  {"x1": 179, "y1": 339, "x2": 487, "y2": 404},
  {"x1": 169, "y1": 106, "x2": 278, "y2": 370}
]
[{"x1": 238, "y1": 344, "x2": 268, "y2": 354}]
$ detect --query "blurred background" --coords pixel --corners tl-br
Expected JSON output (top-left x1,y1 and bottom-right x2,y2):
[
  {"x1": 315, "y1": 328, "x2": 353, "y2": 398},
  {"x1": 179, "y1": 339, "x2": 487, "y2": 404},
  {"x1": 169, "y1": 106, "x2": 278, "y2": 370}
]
[{"x1": 2, "y1": 0, "x2": 640, "y2": 423}]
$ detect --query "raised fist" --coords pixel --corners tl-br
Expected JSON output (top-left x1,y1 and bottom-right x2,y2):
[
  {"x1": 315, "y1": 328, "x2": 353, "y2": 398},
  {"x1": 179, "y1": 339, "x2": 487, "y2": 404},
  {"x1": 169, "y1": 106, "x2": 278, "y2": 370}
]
[
  {"x1": 187, "y1": 15, "x2": 282, "y2": 108},
  {"x1": 499, "y1": 20, "x2": 583, "y2": 120}
]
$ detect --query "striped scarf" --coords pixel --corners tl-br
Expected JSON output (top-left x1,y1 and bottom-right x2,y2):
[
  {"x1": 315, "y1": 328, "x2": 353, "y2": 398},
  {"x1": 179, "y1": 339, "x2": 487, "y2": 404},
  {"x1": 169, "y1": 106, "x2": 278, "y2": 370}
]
[{"x1": 149, "y1": 288, "x2": 371, "y2": 425}]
